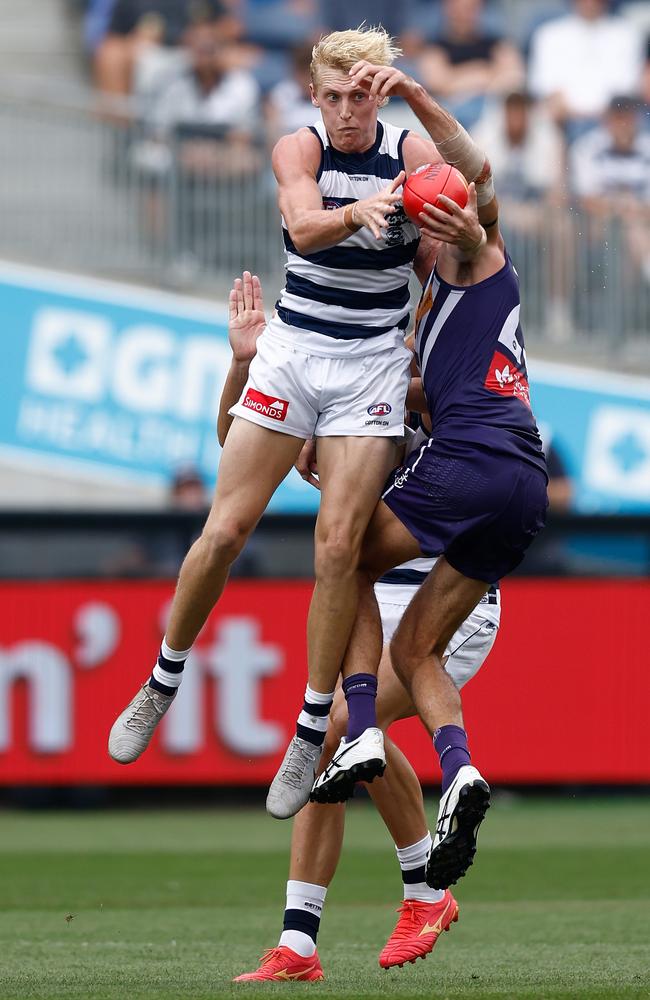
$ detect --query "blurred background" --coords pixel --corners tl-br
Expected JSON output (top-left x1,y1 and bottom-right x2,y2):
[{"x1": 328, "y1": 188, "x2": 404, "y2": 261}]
[
  {"x1": 1, "y1": 5, "x2": 649, "y2": 997},
  {"x1": 0, "y1": 0, "x2": 649, "y2": 798}
]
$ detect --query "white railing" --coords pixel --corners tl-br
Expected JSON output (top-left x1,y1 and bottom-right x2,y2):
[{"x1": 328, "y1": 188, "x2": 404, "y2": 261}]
[{"x1": 0, "y1": 89, "x2": 648, "y2": 364}]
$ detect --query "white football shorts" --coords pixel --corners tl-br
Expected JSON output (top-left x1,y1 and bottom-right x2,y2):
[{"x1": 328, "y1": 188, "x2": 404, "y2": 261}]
[
  {"x1": 375, "y1": 580, "x2": 500, "y2": 690},
  {"x1": 229, "y1": 321, "x2": 412, "y2": 439}
]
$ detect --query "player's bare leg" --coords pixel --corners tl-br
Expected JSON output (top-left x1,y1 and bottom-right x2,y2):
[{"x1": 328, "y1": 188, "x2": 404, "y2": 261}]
[
  {"x1": 339, "y1": 652, "x2": 459, "y2": 966},
  {"x1": 238, "y1": 648, "x2": 458, "y2": 981},
  {"x1": 109, "y1": 417, "x2": 304, "y2": 764},
  {"x1": 391, "y1": 556, "x2": 490, "y2": 889},
  {"x1": 267, "y1": 435, "x2": 398, "y2": 818},
  {"x1": 310, "y1": 501, "x2": 420, "y2": 804},
  {"x1": 164, "y1": 419, "x2": 303, "y2": 647},
  {"x1": 307, "y1": 435, "x2": 397, "y2": 694}
]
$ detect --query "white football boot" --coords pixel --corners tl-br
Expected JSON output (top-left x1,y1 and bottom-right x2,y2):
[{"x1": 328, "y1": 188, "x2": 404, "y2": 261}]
[
  {"x1": 108, "y1": 684, "x2": 175, "y2": 764},
  {"x1": 310, "y1": 727, "x2": 386, "y2": 804},
  {"x1": 266, "y1": 736, "x2": 323, "y2": 819},
  {"x1": 426, "y1": 764, "x2": 490, "y2": 889}
]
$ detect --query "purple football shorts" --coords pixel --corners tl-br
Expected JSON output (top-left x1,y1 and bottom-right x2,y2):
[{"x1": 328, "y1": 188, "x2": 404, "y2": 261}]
[{"x1": 382, "y1": 437, "x2": 548, "y2": 582}]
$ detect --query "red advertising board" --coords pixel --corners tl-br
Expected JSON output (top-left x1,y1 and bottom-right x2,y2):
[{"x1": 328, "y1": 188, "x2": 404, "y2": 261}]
[{"x1": 0, "y1": 579, "x2": 648, "y2": 785}]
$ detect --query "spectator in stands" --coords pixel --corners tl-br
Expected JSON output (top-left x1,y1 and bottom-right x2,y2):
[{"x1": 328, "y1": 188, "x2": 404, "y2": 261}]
[
  {"x1": 84, "y1": 0, "x2": 119, "y2": 55},
  {"x1": 94, "y1": 0, "x2": 242, "y2": 103},
  {"x1": 473, "y1": 90, "x2": 573, "y2": 339},
  {"x1": 418, "y1": 0, "x2": 524, "y2": 129},
  {"x1": 145, "y1": 19, "x2": 261, "y2": 176},
  {"x1": 169, "y1": 465, "x2": 208, "y2": 510},
  {"x1": 528, "y1": 0, "x2": 644, "y2": 140},
  {"x1": 571, "y1": 95, "x2": 650, "y2": 281},
  {"x1": 320, "y1": 0, "x2": 413, "y2": 41},
  {"x1": 265, "y1": 42, "x2": 320, "y2": 141},
  {"x1": 473, "y1": 90, "x2": 564, "y2": 202},
  {"x1": 133, "y1": 19, "x2": 264, "y2": 273},
  {"x1": 241, "y1": 0, "x2": 317, "y2": 50}
]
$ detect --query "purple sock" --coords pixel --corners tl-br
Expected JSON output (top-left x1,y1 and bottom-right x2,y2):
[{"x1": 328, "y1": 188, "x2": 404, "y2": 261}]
[
  {"x1": 434, "y1": 725, "x2": 471, "y2": 793},
  {"x1": 343, "y1": 674, "x2": 378, "y2": 741}
]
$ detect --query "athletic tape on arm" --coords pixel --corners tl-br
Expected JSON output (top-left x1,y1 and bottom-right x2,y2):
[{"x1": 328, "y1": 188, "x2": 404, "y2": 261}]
[{"x1": 435, "y1": 126, "x2": 495, "y2": 207}]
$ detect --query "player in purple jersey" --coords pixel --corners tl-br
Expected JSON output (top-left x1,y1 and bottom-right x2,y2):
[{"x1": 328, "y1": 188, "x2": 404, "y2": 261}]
[{"x1": 310, "y1": 59, "x2": 548, "y2": 890}]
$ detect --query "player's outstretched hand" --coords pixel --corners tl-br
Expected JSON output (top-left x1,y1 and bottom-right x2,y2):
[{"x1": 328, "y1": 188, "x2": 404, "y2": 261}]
[
  {"x1": 418, "y1": 182, "x2": 486, "y2": 257},
  {"x1": 228, "y1": 271, "x2": 266, "y2": 363},
  {"x1": 348, "y1": 60, "x2": 416, "y2": 101},
  {"x1": 353, "y1": 171, "x2": 405, "y2": 240},
  {"x1": 295, "y1": 438, "x2": 319, "y2": 490}
]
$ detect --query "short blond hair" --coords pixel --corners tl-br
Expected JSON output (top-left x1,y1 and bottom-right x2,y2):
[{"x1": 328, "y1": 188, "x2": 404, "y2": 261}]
[{"x1": 310, "y1": 26, "x2": 402, "y2": 86}]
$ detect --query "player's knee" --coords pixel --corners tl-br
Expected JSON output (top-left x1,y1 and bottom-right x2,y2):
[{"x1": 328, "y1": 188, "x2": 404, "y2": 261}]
[
  {"x1": 314, "y1": 526, "x2": 361, "y2": 580},
  {"x1": 391, "y1": 632, "x2": 447, "y2": 690},
  {"x1": 201, "y1": 518, "x2": 250, "y2": 566}
]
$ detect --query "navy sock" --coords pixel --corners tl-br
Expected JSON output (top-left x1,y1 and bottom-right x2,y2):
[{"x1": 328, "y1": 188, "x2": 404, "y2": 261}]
[
  {"x1": 296, "y1": 686, "x2": 333, "y2": 747},
  {"x1": 149, "y1": 649, "x2": 187, "y2": 697},
  {"x1": 282, "y1": 907, "x2": 321, "y2": 945},
  {"x1": 434, "y1": 725, "x2": 471, "y2": 793},
  {"x1": 343, "y1": 673, "x2": 378, "y2": 741}
]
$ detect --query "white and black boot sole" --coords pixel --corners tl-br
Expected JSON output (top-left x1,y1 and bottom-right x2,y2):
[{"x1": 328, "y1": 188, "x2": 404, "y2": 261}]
[
  {"x1": 310, "y1": 727, "x2": 386, "y2": 804},
  {"x1": 426, "y1": 765, "x2": 491, "y2": 889}
]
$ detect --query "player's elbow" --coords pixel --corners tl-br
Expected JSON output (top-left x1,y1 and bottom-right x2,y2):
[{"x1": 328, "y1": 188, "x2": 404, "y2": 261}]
[{"x1": 286, "y1": 224, "x2": 314, "y2": 256}]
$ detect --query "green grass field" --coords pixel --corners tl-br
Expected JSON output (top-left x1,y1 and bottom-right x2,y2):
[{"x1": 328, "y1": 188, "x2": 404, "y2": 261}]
[{"x1": 1, "y1": 797, "x2": 649, "y2": 1000}]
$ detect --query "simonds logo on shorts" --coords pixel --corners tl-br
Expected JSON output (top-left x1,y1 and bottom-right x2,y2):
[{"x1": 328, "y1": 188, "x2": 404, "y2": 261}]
[
  {"x1": 243, "y1": 388, "x2": 289, "y2": 421},
  {"x1": 367, "y1": 402, "x2": 392, "y2": 417}
]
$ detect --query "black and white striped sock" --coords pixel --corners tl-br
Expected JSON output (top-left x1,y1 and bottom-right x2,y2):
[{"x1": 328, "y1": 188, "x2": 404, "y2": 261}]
[
  {"x1": 148, "y1": 637, "x2": 191, "y2": 697},
  {"x1": 295, "y1": 685, "x2": 334, "y2": 747},
  {"x1": 396, "y1": 832, "x2": 445, "y2": 903},
  {"x1": 279, "y1": 880, "x2": 327, "y2": 958}
]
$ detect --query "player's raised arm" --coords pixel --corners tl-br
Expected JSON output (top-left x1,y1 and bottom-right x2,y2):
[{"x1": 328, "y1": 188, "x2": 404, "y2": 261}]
[
  {"x1": 217, "y1": 271, "x2": 266, "y2": 446},
  {"x1": 273, "y1": 129, "x2": 405, "y2": 252},
  {"x1": 347, "y1": 61, "x2": 500, "y2": 241}
]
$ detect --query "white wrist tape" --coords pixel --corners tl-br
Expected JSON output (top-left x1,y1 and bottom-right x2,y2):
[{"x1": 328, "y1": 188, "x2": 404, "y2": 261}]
[
  {"x1": 475, "y1": 174, "x2": 495, "y2": 207},
  {"x1": 435, "y1": 125, "x2": 495, "y2": 206}
]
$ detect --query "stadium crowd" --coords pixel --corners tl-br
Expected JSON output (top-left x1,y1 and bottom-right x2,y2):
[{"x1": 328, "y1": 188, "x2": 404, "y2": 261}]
[{"x1": 80, "y1": 0, "x2": 650, "y2": 311}]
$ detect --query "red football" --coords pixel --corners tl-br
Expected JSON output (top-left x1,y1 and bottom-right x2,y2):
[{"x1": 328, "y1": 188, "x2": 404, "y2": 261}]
[{"x1": 403, "y1": 163, "x2": 469, "y2": 224}]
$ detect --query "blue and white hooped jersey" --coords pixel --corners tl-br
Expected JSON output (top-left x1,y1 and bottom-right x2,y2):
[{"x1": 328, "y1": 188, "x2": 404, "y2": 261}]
[{"x1": 275, "y1": 119, "x2": 420, "y2": 352}]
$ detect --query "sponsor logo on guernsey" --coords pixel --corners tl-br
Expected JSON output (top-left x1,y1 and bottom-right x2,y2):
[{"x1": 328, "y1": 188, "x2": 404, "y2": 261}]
[
  {"x1": 367, "y1": 402, "x2": 392, "y2": 417},
  {"x1": 393, "y1": 467, "x2": 410, "y2": 489},
  {"x1": 484, "y1": 350, "x2": 531, "y2": 409},
  {"x1": 243, "y1": 389, "x2": 289, "y2": 421}
]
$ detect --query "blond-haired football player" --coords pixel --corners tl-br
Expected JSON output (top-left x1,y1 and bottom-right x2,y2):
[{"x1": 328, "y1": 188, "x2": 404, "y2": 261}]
[{"x1": 109, "y1": 27, "x2": 493, "y2": 824}]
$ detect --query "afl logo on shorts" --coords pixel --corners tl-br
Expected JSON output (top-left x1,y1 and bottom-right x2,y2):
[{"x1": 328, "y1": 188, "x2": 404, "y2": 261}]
[
  {"x1": 243, "y1": 388, "x2": 289, "y2": 422},
  {"x1": 367, "y1": 402, "x2": 392, "y2": 417}
]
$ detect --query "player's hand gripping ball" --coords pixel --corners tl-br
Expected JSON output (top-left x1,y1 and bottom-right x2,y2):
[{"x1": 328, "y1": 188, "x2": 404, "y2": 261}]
[{"x1": 403, "y1": 163, "x2": 469, "y2": 224}]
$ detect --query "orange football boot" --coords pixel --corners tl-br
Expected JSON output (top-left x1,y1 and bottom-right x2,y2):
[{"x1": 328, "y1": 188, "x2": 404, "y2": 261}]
[
  {"x1": 379, "y1": 890, "x2": 459, "y2": 969},
  {"x1": 233, "y1": 946, "x2": 324, "y2": 982}
]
